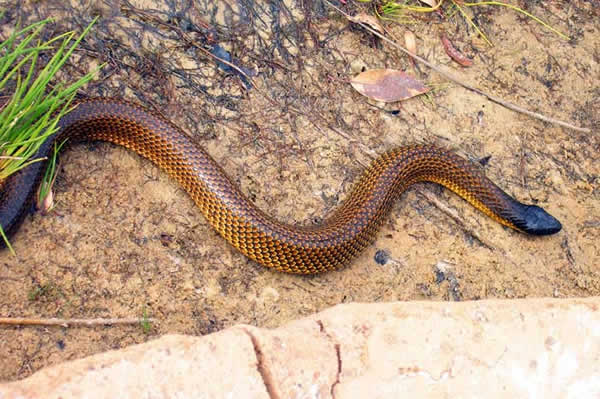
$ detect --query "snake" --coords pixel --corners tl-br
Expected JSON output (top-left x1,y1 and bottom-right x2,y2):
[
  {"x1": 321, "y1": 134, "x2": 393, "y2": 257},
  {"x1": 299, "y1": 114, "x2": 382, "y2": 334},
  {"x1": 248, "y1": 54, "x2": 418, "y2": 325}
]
[{"x1": 0, "y1": 99, "x2": 561, "y2": 274}]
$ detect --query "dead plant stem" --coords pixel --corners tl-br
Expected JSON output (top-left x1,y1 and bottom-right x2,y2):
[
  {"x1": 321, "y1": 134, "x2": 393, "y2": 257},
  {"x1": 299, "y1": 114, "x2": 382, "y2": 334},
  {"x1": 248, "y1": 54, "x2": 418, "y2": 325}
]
[{"x1": 0, "y1": 317, "x2": 155, "y2": 327}]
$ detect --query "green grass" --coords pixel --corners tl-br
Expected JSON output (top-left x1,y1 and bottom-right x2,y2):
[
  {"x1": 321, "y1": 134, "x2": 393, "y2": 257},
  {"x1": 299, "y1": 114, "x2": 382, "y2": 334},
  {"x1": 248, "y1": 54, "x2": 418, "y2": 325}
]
[
  {"x1": 363, "y1": 0, "x2": 568, "y2": 43},
  {"x1": 140, "y1": 307, "x2": 152, "y2": 333},
  {"x1": 27, "y1": 281, "x2": 59, "y2": 301},
  {"x1": 0, "y1": 15, "x2": 102, "y2": 253},
  {"x1": 38, "y1": 139, "x2": 67, "y2": 213}
]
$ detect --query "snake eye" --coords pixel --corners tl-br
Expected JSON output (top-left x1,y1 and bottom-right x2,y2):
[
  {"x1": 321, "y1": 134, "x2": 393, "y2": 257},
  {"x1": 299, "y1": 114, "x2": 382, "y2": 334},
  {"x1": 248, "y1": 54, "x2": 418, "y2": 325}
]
[{"x1": 518, "y1": 205, "x2": 562, "y2": 236}]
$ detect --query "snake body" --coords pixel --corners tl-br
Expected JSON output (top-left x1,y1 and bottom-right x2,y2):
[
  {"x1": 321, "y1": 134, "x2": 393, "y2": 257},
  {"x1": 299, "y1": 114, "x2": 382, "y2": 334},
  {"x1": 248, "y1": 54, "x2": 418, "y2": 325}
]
[{"x1": 0, "y1": 99, "x2": 561, "y2": 274}]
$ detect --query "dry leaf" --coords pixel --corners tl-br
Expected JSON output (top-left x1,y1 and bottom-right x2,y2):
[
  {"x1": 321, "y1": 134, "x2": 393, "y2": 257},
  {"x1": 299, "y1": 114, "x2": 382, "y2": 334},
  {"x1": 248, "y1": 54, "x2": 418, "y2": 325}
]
[
  {"x1": 404, "y1": 31, "x2": 417, "y2": 55},
  {"x1": 39, "y1": 189, "x2": 54, "y2": 215},
  {"x1": 348, "y1": 12, "x2": 384, "y2": 35},
  {"x1": 351, "y1": 69, "x2": 429, "y2": 103},
  {"x1": 419, "y1": 0, "x2": 437, "y2": 7},
  {"x1": 440, "y1": 33, "x2": 473, "y2": 67}
]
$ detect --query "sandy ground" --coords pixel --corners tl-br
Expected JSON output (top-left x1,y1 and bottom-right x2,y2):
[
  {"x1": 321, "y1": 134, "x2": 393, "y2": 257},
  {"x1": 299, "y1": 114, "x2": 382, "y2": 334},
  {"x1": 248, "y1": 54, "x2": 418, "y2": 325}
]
[{"x1": 0, "y1": 0, "x2": 598, "y2": 382}]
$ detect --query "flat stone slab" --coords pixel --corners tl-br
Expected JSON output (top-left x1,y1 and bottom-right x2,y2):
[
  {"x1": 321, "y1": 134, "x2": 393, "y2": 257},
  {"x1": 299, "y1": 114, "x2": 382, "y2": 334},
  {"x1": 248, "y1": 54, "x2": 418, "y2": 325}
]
[{"x1": 2, "y1": 298, "x2": 599, "y2": 398}]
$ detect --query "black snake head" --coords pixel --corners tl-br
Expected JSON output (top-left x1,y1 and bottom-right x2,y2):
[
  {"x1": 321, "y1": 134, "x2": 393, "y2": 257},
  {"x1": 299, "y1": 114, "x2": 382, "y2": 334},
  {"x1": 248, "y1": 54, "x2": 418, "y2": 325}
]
[{"x1": 513, "y1": 204, "x2": 562, "y2": 236}]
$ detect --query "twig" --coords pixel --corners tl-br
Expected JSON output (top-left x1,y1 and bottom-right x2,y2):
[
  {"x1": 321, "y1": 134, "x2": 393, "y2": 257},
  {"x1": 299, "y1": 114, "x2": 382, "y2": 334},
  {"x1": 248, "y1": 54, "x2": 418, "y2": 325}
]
[
  {"x1": 417, "y1": 188, "x2": 496, "y2": 251},
  {"x1": 325, "y1": 1, "x2": 591, "y2": 134},
  {"x1": 0, "y1": 317, "x2": 155, "y2": 327}
]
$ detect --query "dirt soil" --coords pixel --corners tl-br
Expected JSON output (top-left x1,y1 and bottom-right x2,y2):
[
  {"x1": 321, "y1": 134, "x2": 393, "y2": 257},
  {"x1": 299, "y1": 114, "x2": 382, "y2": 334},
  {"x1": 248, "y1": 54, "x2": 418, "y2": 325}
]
[{"x1": 0, "y1": 0, "x2": 598, "y2": 382}]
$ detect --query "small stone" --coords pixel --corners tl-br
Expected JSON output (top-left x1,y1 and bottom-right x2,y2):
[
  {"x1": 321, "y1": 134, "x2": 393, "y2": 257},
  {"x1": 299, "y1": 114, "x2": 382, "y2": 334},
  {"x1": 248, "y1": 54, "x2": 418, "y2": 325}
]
[
  {"x1": 374, "y1": 249, "x2": 390, "y2": 265},
  {"x1": 544, "y1": 169, "x2": 564, "y2": 194},
  {"x1": 350, "y1": 59, "x2": 367, "y2": 74}
]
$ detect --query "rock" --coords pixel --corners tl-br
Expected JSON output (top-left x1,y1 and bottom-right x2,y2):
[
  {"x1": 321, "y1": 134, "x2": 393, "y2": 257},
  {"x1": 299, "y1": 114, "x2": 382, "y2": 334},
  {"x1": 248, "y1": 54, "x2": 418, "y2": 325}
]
[
  {"x1": 350, "y1": 59, "x2": 367, "y2": 74},
  {"x1": 3, "y1": 298, "x2": 600, "y2": 398},
  {"x1": 1, "y1": 331, "x2": 270, "y2": 399}
]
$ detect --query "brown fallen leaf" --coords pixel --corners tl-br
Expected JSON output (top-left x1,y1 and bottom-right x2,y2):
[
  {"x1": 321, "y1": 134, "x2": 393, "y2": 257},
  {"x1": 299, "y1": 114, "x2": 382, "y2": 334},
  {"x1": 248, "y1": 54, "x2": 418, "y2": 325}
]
[
  {"x1": 404, "y1": 30, "x2": 417, "y2": 55},
  {"x1": 419, "y1": 0, "x2": 437, "y2": 7},
  {"x1": 347, "y1": 12, "x2": 384, "y2": 35},
  {"x1": 351, "y1": 69, "x2": 429, "y2": 103},
  {"x1": 440, "y1": 33, "x2": 473, "y2": 67},
  {"x1": 404, "y1": 31, "x2": 418, "y2": 70}
]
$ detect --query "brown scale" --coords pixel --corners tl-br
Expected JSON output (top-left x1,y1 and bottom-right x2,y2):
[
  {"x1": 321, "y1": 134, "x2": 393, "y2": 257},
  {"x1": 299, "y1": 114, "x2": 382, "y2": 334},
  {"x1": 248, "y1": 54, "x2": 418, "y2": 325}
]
[{"x1": 0, "y1": 99, "x2": 561, "y2": 275}]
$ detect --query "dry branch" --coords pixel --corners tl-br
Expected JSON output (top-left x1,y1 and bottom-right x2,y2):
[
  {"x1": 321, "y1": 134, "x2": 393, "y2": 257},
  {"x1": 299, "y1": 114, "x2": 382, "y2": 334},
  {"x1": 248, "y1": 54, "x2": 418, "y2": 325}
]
[{"x1": 0, "y1": 317, "x2": 155, "y2": 327}]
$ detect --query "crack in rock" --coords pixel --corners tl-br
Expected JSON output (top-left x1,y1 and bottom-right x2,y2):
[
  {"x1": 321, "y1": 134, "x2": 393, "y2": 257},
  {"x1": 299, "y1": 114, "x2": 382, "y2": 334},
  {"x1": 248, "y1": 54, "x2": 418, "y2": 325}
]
[
  {"x1": 316, "y1": 320, "x2": 342, "y2": 399},
  {"x1": 241, "y1": 327, "x2": 279, "y2": 399}
]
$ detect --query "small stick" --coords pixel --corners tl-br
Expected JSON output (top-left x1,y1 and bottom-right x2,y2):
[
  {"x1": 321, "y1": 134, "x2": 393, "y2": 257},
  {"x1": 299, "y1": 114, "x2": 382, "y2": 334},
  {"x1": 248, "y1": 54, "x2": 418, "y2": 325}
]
[
  {"x1": 325, "y1": 1, "x2": 591, "y2": 134},
  {"x1": 417, "y1": 188, "x2": 496, "y2": 251},
  {"x1": 0, "y1": 317, "x2": 155, "y2": 327}
]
